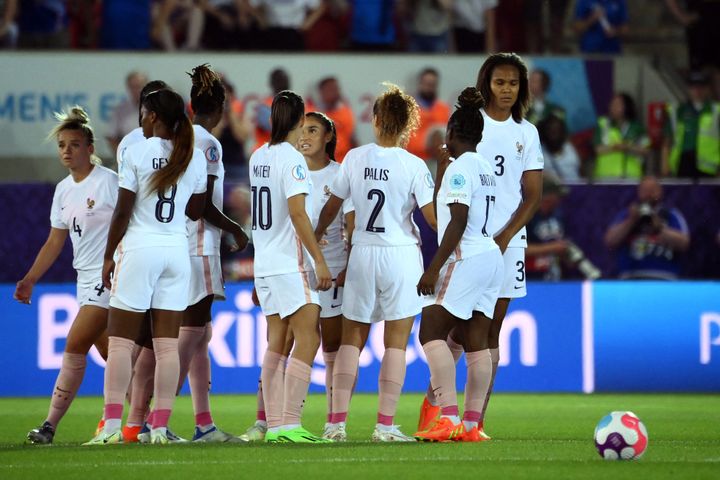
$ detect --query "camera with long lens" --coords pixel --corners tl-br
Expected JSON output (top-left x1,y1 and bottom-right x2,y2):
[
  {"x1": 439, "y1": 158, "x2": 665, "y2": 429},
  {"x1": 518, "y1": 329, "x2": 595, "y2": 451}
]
[
  {"x1": 565, "y1": 242, "x2": 601, "y2": 280},
  {"x1": 637, "y1": 202, "x2": 655, "y2": 218}
]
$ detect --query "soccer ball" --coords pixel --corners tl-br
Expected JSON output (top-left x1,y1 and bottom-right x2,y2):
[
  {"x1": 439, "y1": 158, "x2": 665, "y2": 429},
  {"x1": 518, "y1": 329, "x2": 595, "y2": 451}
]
[{"x1": 594, "y1": 411, "x2": 648, "y2": 460}]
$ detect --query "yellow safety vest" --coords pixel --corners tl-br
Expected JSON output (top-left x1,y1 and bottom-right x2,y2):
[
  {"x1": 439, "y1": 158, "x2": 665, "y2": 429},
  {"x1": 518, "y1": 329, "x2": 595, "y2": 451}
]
[
  {"x1": 594, "y1": 117, "x2": 643, "y2": 179},
  {"x1": 667, "y1": 103, "x2": 720, "y2": 176}
]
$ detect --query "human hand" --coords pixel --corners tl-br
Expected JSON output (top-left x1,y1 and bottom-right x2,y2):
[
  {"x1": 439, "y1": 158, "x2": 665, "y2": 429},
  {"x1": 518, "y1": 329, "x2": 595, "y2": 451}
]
[
  {"x1": 102, "y1": 258, "x2": 115, "y2": 290},
  {"x1": 336, "y1": 268, "x2": 347, "y2": 287},
  {"x1": 416, "y1": 269, "x2": 439, "y2": 296},
  {"x1": 494, "y1": 232, "x2": 512, "y2": 254},
  {"x1": 315, "y1": 262, "x2": 333, "y2": 291},
  {"x1": 230, "y1": 230, "x2": 249, "y2": 252},
  {"x1": 13, "y1": 278, "x2": 34, "y2": 305}
]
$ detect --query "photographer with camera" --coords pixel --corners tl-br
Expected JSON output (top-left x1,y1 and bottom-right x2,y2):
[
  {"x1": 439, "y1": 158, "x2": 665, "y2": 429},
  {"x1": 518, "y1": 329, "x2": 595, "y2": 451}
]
[
  {"x1": 604, "y1": 176, "x2": 690, "y2": 279},
  {"x1": 526, "y1": 175, "x2": 601, "y2": 281}
]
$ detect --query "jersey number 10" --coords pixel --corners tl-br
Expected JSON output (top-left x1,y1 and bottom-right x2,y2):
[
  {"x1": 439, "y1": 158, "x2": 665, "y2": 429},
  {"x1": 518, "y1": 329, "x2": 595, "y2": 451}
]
[{"x1": 251, "y1": 186, "x2": 273, "y2": 230}]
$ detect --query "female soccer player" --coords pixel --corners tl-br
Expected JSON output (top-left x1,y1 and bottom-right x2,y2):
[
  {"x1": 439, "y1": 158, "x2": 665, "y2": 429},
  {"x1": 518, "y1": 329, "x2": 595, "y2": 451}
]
[
  {"x1": 414, "y1": 87, "x2": 503, "y2": 442},
  {"x1": 250, "y1": 90, "x2": 332, "y2": 443},
  {"x1": 19, "y1": 107, "x2": 117, "y2": 445},
  {"x1": 85, "y1": 88, "x2": 207, "y2": 445},
  {"x1": 419, "y1": 52, "x2": 544, "y2": 438},
  {"x1": 315, "y1": 84, "x2": 437, "y2": 442}
]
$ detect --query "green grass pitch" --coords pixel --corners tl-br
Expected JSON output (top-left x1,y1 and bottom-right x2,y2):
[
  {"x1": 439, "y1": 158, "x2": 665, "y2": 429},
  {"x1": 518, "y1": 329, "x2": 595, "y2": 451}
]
[{"x1": 1, "y1": 393, "x2": 718, "y2": 479}]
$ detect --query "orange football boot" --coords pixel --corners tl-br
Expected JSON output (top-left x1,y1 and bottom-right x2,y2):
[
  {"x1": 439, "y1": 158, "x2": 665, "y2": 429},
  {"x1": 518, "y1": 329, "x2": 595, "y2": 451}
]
[
  {"x1": 417, "y1": 397, "x2": 441, "y2": 432},
  {"x1": 415, "y1": 417, "x2": 465, "y2": 442},
  {"x1": 122, "y1": 425, "x2": 143, "y2": 443}
]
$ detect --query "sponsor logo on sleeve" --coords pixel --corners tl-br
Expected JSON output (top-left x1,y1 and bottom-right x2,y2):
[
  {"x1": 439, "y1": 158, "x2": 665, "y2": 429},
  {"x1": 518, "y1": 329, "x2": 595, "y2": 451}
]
[
  {"x1": 292, "y1": 164, "x2": 307, "y2": 181},
  {"x1": 205, "y1": 146, "x2": 220, "y2": 163},
  {"x1": 424, "y1": 172, "x2": 435, "y2": 188},
  {"x1": 450, "y1": 174, "x2": 466, "y2": 189}
]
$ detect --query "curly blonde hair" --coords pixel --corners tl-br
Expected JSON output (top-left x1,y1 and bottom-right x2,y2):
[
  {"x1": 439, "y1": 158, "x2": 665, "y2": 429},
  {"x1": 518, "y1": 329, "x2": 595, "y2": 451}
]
[{"x1": 372, "y1": 82, "x2": 420, "y2": 147}]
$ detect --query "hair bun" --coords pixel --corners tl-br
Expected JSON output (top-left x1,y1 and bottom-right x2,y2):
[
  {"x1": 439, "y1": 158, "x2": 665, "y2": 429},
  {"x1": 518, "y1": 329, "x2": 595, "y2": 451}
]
[
  {"x1": 457, "y1": 87, "x2": 484, "y2": 110},
  {"x1": 68, "y1": 106, "x2": 90, "y2": 124}
]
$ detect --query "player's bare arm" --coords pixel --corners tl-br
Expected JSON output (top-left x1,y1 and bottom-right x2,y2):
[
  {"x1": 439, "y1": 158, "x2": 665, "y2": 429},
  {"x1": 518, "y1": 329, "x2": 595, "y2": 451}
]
[
  {"x1": 418, "y1": 203, "x2": 468, "y2": 296},
  {"x1": 202, "y1": 175, "x2": 249, "y2": 251},
  {"x1": 495, "y1": 169, "x2": 542, "y2": 253},
  {"x1": 102, "y1": 188, "x2": 136, "y2": 289},
  {"x1": 288, "y1": 193, "x2": 332, "y2": 291}
]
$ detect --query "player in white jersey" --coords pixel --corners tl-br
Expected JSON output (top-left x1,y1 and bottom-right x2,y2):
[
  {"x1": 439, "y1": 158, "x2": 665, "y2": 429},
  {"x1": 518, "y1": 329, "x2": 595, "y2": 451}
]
[
  {"x1": 414, "y1": 88, "x2": 503, "y2": 443},
  {"x1": 250, "y1": 90, "x2": 332, "y2": 443},
  {"x1": 315, "y1": 84, "x2": 437, "y2": 442},
  {"x1": 85, "y1": 89, "x2": 207, "y2": 445},
  {"x1": 18, "y1": 107, "x2": 117, "y2": 444}
]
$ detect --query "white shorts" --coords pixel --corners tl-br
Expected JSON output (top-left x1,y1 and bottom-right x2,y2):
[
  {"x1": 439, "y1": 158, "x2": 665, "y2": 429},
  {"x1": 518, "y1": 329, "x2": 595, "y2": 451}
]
[
  {"x1": 255, "y1": 271, "x2": 320, "y2": 319},
  {"x1": 110, "y1": 245, "x2": 191, "y2": 312},
  {"x1": 318, "y1": 264, "x2": 346, "y2": 318},
  {"x1": 498, "y1": 247, "x2": 527, "y2": 299},
  {"x1": 188, "y1": 255, "x2": 226, "y2": 306},
  {"x1": 343, "y1": 244, "x2": 424, "y2": 324},
  {"x1": 77, "y1": 278, "x2": 111, "y2": 309},
  {"x1": 428, "y1": 249, "x2": 504, "y2": 320}
]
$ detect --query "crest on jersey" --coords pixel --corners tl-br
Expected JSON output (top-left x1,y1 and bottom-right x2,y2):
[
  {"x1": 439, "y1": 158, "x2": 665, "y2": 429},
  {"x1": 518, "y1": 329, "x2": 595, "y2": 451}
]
[
  {"x1": 450, "y1": 174, "x2": 466, "y2": 189},
  {"x1": 424, "y1": 172, "x2": 435, "y2": 188},
  {"x1": 323, "y1": 185, "x2": 331, "y2": 196},
  {"x1": 516, "y1": 142, "x2": 524, "y2": 154},
  {"x1": 292, "y1": 164, "x2": 307, "y2": 181},
  {"x1": 205, "y1": 146, "x2": 219, "y2": 163},
  {"x1": 86, "y1": 198, "x2": 95, "y2": 209}
]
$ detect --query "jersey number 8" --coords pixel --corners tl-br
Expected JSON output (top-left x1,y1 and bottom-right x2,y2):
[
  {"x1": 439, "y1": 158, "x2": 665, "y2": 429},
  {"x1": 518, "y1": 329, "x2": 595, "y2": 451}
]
[{"x1": 155, "y1": 185, "x2": 177, "y2": 223}]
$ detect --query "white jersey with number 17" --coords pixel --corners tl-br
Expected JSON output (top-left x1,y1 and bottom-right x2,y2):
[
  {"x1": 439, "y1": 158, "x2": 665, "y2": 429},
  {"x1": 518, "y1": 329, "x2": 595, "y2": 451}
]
[{"x1": 477, "y1": 109, "x2": 544, "y2": 248}]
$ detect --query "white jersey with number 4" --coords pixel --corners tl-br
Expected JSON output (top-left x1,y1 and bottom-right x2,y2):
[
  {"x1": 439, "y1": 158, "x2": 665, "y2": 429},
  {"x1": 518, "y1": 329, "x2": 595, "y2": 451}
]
[
  {"x1": 309, "y1": 161, "x2": 352, "y2": 268},
  {"x1": 187, "y1": 125, "x2": 224, "y2": 256},
  {"x1": 331, "y1": 143, "x2": 434, "y2": 247},
  {"x1": 477, "y1": 109, "x2": 543, "y2": 248},
  {"x1": 250, "y1": 142, "x2": 313, "y2": 277},
  {"x1": 436, "y1": 151, "x2": 499, "y2": 261},
  {"x1": 50, "y1": 165, "x2": 118, "y2": 282},
  {"x1": 118, "y1": 137, "x2": 207, "y2": 251}
]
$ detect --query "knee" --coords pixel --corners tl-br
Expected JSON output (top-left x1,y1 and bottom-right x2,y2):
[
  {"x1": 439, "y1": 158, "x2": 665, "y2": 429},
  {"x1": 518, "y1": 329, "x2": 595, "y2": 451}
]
[{"x1": 65, "y1": 334, "x2": 94, "y2": 355}]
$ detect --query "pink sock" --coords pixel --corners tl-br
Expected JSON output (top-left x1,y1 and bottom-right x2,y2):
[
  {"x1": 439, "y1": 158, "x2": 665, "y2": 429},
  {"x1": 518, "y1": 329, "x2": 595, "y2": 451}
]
[
  {"x1": 152, "y1": 337, "x2": 179, "y2": 424},
  {"x1": 104, "y1": 336, "x2": 136, "y2": 417},
  {"x1": 377, "y1": 348, "x2": 406, "y2": 426},
  {"x1": 177, "y1": 326, "x2": 205, "y2": 393},
  {"x1": 282, "y1": 358, "x2": 312, "y2": 426},
  {"x1": 152, "y1": 409, "x2": 171, "y2": 429},
  {"x1": 480, "y1": 347, "x2": 499, "y2": 421},
  {"x1": 465, "y1": 350, "x2": 493, "y2": 421},
  {"x1": 422, "y1": 340, "x2": 458, "y2": 411},
  {"x1": 46, "y1": 352, "x2": 86, "y2": 427},
  {"x1": 126, "y1": 343, "x2": 142, "y2": 404},
  {"x1": 426, "y1": 334, "x2": 464, "y2": 405},
  {"x1": 260, "y1": 351, "x2": 287, "y2": 428},
  {"x1": 190, "y1": 324, "x2": 213, "y2": 426},
  {"x1": 322, "y1": 351, "x2": 337, "y2": 423},
  {"x1": 127, "y1": 347, "x2": 155, "y2": 425},
  {"x1": 256, "y1": 378, "x2": 266, "y2": 422},
  {"x1": 330, "y1": 345, "x2": 359, "y2": 424}
]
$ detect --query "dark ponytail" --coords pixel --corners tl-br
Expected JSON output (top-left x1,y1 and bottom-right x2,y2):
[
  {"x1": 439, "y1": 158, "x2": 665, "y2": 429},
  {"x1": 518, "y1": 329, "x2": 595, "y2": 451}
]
[
  {"x1": 306, "y1": 111, "x2": 337, "y2": 161},
  {"x1": 270, "y1": 90, "x2": 304, "y2": 145},
  {"x1": 448, "y1": 87, "x2": 485, "y2": 145}
]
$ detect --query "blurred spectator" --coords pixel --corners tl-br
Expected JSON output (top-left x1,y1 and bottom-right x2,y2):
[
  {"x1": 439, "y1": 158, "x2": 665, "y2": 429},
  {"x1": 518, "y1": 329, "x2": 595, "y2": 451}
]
[
  {"x1": 407, "y1": 67, "x2": 450, "y2": 160},
  {"x1": 67, "y1": 0, "x2": 99, "y2": 48},
  {"x1": 252, "y1": 68, "x2": 290, "y2": 152},
  {"x1": 573, "y1": 0, "x2": 628, "y2": 54},
  {"x1": 665, "y1": 0, "x2": 720, "y2": 71},
  {"x1": 17, "y1": 0, "x2": 68, "y2": 48},
  {"x1": 152, "y1": 0, "x2": 204, "y2": 51},
  {"x1": 106, "y1": 71, "x2": 148, "y2": 155},
  {"x1": 525, "y1": 0, "x2": 569, "y2": 53},
  {"x1": 527, "y1": 69, "x2": 566, "y2": 127},
  {"x1": 538, "y1": 115, "x2": 581, "y2": 182},
  {"x1": 527, "y1": 175, "x2": 600, "y2": 280},
  {"x1": 249, "y1": 0, "x2": 323, "y2": 50},
  {"x1": 304, "y1": 0, "x2": 349, "y2": 51},
  {"x1": 348, "y1": 0, "x2": 398, "y2": 51},
  {"x1": 309, "y1": 77, "x2": 356, "y2": 162},
  {"x1": 423, "y1": 126, "x2": 445, "y2": 177},
  {"x1": 604, "y1": 176, "x2": 690, "y2": 279},
  {"x1": 452, "y1": 0, "x2": 497, "y2": 53},
  {"x1": 101, "y1": 0, "x2": 152, "y2": 49},
  {"x1": 200, "y1": 0, "x2": 259, "y2": 50},
  {"x1": 214, "y1": 75, "x2": 252, "y2": 182},
  {"x1": 662, "y1": 70, "x2": 720, "y2": 178},
  {"x1": 494, "y1": 0, "x2": 526, "y2": 52},
  {"x1": 400, "y1": 0, "x2": 452, "y2": 53},
  {"x1": 0, "y1": 0, "x2": 17, "y2": 48},
  {"x1": 593, "y1": 93, "x2": 650, "y2": 181}
]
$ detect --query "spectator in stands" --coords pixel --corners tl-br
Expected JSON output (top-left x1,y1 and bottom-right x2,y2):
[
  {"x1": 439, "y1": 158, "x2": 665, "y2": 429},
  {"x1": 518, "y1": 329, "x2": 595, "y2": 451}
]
[
  {"x1": 100, "y1": 0, "x2": 152, "y2": 49},
  {"x1": 452, "y1": 0, "x2": 497, "y2": 53},
  {"x1": 310, "y1": 77, "x2": 356, "y2": 162},
  {"x1": 665, "y1": 0, "x2": 720, "y2": 71},
  {"x1": 106, "y1": 71, "x2": 149, "y2": 156},
  {"x1": 423, "y1": 126, "x2": 445, "y2": 177},
  {"x1": 252, "y1": 68, "x2": 290, "y2": 152},
  {"x1": 604, "y1": 176, "x2": 690, "y2": 280},
  {"x1": 214, "y1": 75, "x2": 252, "y2": 182},
  {"x1": 527, "y1": 69, "x2": 566, "y2": 127},
  {"x1": 249, "y1": 0, "x2": 324, "y2": 50},
  {"x1": 67, "y1": 0, "x2": 99, "y2": 49},
  {"x1": 200, "y1": 0, "x2": 259, "y2": 50},
  {"x1": 304, "y1": 0, "x2": 349, "y2": 51},
  {"x1": 525, "y1": 0, "x2": 569, "y2": 53},
  {"x1": 400, "y1": 0, "x2": 452, "y2": 53},
  {"x1": 348, "y1": 0, "x2": 398, "y2": 51},
  {"x1": 538, "y1": 115, "x2": 580, "y2": 182},
  {"x1": 573, "y1": 0, "x2": 628, "y2": 54},
  {"x1": 0, "y1": 0, "x2": 17, "y2": 48},
  {"x1": 593, "y1": 93, "x2": 650, "y2": 181},
  {"x1": 17, "y1": 0, "x2": 68, "y2": 48},
  {"x1": 662, "y1": 70, "x2": 720, "y2": 178},
  {"x1": 407, "y1": 68, "x2": 451, "y2": 161},
  {"x1": 152, "y1": 0, "x2": 204, "y2": 51}
]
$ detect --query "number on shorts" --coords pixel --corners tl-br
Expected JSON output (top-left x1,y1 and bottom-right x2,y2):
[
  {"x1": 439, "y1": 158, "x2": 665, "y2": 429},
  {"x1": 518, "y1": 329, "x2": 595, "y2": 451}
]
[
  {"x1": 155, "y1": 185, "x2": 177, "y2": 223},
  {"x1": 495, "y1": 155, "x2": 505, "y2": 176},
  {"x1": 481, "y1": 195, "x2": 496, "y2": 237},
  {"x1": 516, "y1": 260, "x2": 525, "y2": 282},
  {"x1": 251, "y1": 186, "x2": 272, "y2": 230},
  {"x1": 94, "y1": 284, "x2": 105, "y2": 296},
  {"x1": 72, "y1": 217, "x2": 82, "y2": 237},
  {"x1": 365, "y1": 189, "x2": 386, "y2": 233},
  {"x1": 332, "y1": 280, "x2": 339, "y2": 301}
]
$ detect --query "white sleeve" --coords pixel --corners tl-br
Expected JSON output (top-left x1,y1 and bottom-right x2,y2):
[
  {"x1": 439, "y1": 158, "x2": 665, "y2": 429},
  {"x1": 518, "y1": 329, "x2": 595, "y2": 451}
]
[
  {"x1": 49, "y1": 185, "x2": 66, "y2": 229},
  {"x1": 330, "y1": 158, "x2": 351, "y2": 200},
  {"x1": 282, "y1": 158, "x2": 311, "y2": 199},
  {"x1": 193, "y1": 151, "x2": 208, "y2": 194},
  {"x1": 342, "y1": 197, "x2": 355, "y2": 214},
  {"x1": 118, "y1": 147, "x2": 138, "y2": 193},
  {"x1": 199, "y1": 139, "x2": 221, "y2": 178},
  {"x1": 524, "y1": 125, "x2": 544, "y2": 171},
  {"x1": 442, "y1": 162, "x2": 473, "y2": 207},
  {"x1": 411, "y1": 160, "x2": 435, "y2": 208}
]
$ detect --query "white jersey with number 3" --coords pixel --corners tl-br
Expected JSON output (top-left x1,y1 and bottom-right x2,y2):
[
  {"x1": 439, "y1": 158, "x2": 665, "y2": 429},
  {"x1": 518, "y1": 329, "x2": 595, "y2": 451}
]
[
  {"x1": 436, "y1": 151, "x2": 499, "y2": 261},
  {"x1": 477, "y1": 109, "x2": 543, "y2": 248},
  {"x1": 331, "y1": 143, "x2": 434, "y2": 247},
  {"x1": 118, "y1": 137, "x2": 207, "y2": 251},
  {"x1": 250, "y1": 142, "x2": 313, "y2": 277}
]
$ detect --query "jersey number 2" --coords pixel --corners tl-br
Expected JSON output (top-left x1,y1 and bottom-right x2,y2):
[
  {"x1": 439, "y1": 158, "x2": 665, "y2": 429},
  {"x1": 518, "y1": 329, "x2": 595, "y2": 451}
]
[
  {"x1": 155, "y1": 185, "x2": 177, "y2": 223},
  {"x1": 365, "y1": 189, "x2": 386, "y2": 233}
]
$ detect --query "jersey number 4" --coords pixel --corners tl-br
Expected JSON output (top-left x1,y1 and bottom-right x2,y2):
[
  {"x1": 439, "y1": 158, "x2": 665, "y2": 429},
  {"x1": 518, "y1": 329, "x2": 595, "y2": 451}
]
[
  {"x1": 72, "y1": 217, "x2": 82, "y2": 237},
  {"x1": 155, "y1": 185, "x2": 177, "y2": 223},
  {"x1": 251, "y1": 186, "x2": 272, "y2": 230},
  {"x1": 365, "y1": 189, "x2": 385, "y2": 233}
]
